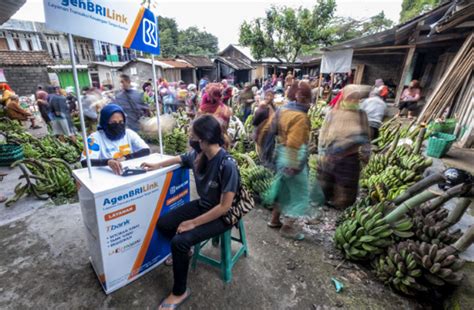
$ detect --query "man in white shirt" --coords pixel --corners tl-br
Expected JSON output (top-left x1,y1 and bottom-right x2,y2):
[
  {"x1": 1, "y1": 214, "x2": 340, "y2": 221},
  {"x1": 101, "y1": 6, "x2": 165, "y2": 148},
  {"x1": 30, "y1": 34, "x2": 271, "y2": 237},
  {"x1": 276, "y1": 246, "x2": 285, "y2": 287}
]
[{"x1": 360, "y1": 86, "x2": 387, "y2": 140}]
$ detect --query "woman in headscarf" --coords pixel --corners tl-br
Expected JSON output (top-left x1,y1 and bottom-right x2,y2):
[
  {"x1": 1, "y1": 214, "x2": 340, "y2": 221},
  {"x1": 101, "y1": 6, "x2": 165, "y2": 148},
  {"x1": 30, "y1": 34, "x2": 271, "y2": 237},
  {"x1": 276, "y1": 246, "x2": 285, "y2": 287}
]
[
  {"x1": 80, "y1": 104, "x2": 150, "y2": 175},
  {"x1": 198, "y1": 83, "x2": 233, "y2": 148},
  {"x1": 198, "y1": 83, "x2": 232, "y2": 130},
  {"x1": 265, "y1": 81, "x2": 312, "y2": 240},
  {"x1": 317, "y1": 85, "x2": 371, "y2": 209}
]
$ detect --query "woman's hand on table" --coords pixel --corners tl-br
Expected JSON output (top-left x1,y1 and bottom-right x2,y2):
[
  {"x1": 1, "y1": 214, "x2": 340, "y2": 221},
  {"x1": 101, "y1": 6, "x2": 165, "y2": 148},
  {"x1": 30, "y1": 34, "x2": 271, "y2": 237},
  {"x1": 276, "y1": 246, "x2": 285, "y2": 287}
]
[
  {"x1": 140, "y1": 162, "x2": 161, "y2": 171},
  {"x1": 177, "y1": 220, "x2": 196, "y2": 234},
  {"x1": 108, "y1": 159, "x2": 123, "y2": 175}
]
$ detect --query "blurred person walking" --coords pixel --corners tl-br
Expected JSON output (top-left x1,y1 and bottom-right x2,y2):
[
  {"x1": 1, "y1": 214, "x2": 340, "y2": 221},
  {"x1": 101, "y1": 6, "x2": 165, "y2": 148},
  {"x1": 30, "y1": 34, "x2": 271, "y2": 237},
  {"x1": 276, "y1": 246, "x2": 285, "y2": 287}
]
[{"x1": 317, "y1": 85, "x2": 371, "y2": 210}]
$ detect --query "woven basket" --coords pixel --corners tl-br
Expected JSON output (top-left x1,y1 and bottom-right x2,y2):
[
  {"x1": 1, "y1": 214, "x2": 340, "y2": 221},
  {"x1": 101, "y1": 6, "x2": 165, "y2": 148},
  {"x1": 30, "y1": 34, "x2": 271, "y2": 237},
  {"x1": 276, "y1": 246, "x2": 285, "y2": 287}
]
[
  {"x1": 0, "y1": 143, "x2": 24, "y2": 166},
  {"x1": 426, "y1": 132, "x2": 456, "y2": 158}
]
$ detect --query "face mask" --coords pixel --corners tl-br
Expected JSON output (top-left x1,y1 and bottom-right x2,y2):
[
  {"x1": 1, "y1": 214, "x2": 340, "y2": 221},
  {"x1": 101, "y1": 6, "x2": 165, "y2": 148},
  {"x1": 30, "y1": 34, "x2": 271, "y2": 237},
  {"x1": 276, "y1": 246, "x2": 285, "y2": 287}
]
[
  {"x1": 105, "y1": 123, "x2": 126, "y2": 140},
  {"x1": 189, "y1": 140, "x2": 202, "y2": 153}
]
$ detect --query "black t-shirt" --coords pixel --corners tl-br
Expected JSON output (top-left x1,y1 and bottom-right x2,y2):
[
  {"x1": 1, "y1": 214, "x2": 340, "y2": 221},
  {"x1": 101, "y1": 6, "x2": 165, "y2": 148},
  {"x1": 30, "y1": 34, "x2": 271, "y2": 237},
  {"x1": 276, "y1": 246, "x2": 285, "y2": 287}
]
[{"x1": 180, "y1": 149, "x2": 239, "y2": 210}]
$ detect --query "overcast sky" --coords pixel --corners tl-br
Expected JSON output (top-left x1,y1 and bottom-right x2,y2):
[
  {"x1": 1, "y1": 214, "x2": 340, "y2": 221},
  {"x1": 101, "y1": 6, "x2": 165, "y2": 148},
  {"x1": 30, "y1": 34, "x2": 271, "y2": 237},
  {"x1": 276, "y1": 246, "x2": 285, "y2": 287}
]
[{"x1": 12, "y1": 0, "x2": 403, "y2": 50}]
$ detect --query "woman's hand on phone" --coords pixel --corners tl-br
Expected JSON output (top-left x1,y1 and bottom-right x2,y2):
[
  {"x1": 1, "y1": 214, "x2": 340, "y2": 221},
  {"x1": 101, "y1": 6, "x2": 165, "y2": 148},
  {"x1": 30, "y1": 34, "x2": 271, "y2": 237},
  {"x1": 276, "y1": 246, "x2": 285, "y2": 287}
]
[{"x1": 108, "y1": 159, "x2": 123, "y2": 175}]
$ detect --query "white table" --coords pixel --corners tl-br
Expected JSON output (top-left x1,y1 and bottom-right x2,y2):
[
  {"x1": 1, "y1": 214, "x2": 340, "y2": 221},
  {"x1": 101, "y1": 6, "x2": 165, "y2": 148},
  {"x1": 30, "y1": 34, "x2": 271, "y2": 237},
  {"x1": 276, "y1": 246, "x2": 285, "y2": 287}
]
[{"x1": 73, "y1": 154, "x2": 190, "y2": 294}]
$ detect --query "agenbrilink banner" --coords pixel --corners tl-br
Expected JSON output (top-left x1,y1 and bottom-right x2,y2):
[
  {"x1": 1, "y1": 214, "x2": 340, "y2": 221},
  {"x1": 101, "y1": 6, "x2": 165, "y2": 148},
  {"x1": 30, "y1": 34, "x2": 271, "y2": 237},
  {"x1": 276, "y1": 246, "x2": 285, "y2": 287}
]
[{"x1": 43, "y1": 0, "x2": 160, "y2": 54}]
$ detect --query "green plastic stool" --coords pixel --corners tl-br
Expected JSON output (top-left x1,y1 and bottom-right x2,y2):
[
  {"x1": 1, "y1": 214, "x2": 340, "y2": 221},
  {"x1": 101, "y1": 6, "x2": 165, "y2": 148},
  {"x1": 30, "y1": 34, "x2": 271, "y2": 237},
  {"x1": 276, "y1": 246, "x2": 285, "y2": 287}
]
[{"x1": 191, "y1": 219, "x2": 248, "y2": 283}]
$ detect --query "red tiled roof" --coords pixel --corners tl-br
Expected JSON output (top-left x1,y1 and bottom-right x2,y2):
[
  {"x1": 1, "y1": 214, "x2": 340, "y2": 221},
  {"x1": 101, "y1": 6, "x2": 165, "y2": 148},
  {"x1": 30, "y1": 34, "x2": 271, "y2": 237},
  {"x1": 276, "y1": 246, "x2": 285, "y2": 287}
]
[{"x1": 0, "y1": 50, "x2": 54, "y2": 66}]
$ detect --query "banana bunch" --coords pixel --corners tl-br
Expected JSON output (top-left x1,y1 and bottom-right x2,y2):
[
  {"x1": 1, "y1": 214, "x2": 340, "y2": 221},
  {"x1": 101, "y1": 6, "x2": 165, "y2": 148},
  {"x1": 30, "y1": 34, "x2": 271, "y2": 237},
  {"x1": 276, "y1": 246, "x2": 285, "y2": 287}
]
[
  {"x1": 335, "y1": 203, "x2": 393, "y2": 260},
  {"x1": 240, "y1": 165, "x2": 274, "y2": 195},
  {"x1": 361, "y1": 153, "x2": 394, "y2": 179},
  {"x1": 336, "y1": 197, "x2": 371, "y2": 226},
  {"x1": 163, "y1": 128, "x2": 188, "y2": 155},
  {"x1": 375, "y1": 118, "x2": 421, "y2": 150},
  {"x1": 400, "y1": 154, "x2": 433, "y2": 172},
  {"x1": 412, "y1": 208, "x2": 462, "y2": 246},
  {"x1": 407, "y1": 241, "x2": 465, "y2": 287},
  {"x1": 373, "y1": 242, "x2": 427, "y2": 295},
  {"x1": 6, "y1": 158, "x2": 76, "y2": 207},
  {"x1": 308, "y1": 104, "x2": 325, "y2": 130}
]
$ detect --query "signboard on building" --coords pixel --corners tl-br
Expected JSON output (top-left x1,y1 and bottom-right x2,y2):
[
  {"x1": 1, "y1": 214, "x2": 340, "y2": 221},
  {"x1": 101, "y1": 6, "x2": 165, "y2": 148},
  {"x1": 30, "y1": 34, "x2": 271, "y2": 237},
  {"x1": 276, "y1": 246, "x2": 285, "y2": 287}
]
[
  {"x1": 43, "y1": 0, "x2": 160, "y2": 55},
  {"x1": 321, "y1": 49, "x2": 354, "y2": 73}
]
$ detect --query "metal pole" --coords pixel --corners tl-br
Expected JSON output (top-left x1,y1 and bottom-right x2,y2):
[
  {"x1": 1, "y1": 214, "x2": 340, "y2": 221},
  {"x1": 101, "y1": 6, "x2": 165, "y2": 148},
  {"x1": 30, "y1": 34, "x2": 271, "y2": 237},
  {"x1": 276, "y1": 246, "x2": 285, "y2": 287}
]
[
  {"x1": 68, "y1": 33, "x2": 92, "y2": 177},
  {"x1": 151, "y1": 55, "x2": 164, "y2": 157}
]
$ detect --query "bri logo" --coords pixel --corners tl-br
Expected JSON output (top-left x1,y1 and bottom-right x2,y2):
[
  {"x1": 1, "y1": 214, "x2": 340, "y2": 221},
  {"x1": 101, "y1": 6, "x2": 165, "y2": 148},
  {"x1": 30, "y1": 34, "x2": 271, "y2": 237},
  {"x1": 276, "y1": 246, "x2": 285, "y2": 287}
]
[
  {"x1": 142, "y1": 17, "x2": 158, "y2": 47},
  {"x1": 61, "y1": 0, "x2": 128, "y2": 25},
  {"x1": 106, "y1": 219, "x2": 130, "y2": 232},
  {"x1": 103, "y1": 182, "x2": 158, "y2": 206}
]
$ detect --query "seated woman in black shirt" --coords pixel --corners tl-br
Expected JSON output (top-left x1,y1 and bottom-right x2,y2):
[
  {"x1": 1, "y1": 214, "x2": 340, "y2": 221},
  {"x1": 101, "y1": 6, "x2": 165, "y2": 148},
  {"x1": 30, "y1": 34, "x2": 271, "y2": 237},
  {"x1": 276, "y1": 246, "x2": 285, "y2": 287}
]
[{"x1": 141, "y1": 114, "x2": 239, "y2": 309}]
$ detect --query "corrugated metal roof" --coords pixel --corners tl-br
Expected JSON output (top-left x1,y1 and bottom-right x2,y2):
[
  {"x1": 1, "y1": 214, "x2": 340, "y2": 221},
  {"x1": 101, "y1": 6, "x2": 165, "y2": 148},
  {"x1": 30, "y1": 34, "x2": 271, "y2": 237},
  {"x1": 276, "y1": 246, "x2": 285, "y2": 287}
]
[
  {"x1": 219, "y1": 44, "x2": 281, "y2": 63},
  {"x1": 177, "y1": 55, "x2": 213, "y2": 67},
  {"x1": 323, "y1": 1, "x2": 456, "y2": 51},
  {"x1": 0, "y1": 0, "x2": 27, "y2": 26},
  {"x1": 215, "y1": 56, "x2": 253, "y2": 70}
]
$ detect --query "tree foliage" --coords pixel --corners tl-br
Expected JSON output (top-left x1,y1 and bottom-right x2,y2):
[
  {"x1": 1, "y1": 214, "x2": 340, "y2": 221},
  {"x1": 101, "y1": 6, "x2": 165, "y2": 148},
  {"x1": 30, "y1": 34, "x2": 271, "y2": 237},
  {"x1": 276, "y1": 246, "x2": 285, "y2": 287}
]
[
  {"x1": 239, "y1": 0, "x2": 337, "y2": 63},
  {"x1": 400, "y1": 0, "x2": 441, "y2": 23},
  {"x1": 158, "y1": 16, "x2": 219, "y2": 57},
  {"x1": 328, "y1": 11, "x2": 395, "y2": 43}
]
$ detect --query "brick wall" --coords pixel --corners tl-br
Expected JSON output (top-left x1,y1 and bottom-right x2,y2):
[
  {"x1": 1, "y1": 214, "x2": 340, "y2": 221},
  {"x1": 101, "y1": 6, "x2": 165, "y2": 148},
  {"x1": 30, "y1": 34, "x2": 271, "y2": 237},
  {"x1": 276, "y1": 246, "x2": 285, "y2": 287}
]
[
  {"x1": 353, "y1": 54, "x2": 405, "y2": 86},
  {"x1": 2, "y1": 66, "x2": 51, "y2": 95}
]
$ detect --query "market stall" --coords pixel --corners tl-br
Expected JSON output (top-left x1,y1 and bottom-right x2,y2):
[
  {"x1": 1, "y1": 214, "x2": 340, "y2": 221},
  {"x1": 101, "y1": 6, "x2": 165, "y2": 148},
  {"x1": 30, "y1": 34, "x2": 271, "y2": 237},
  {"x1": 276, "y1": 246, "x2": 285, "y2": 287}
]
[{"x1": 73, "y1": 154, "x2": 190, "y2": 294}]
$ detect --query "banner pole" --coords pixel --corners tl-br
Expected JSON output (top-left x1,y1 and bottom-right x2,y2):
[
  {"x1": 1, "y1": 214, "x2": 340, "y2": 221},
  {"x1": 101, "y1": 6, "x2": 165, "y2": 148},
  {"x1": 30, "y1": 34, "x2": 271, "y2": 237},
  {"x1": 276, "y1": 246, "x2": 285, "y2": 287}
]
[
  {"x1": 67, "y1": 33, "x2": 92, "y2": 178},
  {"x1": 151, "y1": 55, "x2": 164, "y2": 157}
]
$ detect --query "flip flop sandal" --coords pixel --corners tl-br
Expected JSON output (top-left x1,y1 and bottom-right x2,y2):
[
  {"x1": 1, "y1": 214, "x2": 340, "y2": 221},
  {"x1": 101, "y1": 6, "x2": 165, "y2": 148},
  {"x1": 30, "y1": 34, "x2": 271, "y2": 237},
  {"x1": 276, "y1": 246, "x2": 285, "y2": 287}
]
[
  {"x1": 158, "y1": 288, "x2": 191, "y2": 310},
  {"x1": 267, "y1": 221, "x2": 283, "y2": 229}
]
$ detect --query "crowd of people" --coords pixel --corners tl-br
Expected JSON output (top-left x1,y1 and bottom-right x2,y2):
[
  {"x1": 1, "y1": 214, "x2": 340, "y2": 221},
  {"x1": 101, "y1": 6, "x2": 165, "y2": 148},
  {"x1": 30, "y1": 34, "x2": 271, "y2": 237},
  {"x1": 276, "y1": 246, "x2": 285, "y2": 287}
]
[{"x1": 0, "y1": 71, "x2": 423, "y2": 308}]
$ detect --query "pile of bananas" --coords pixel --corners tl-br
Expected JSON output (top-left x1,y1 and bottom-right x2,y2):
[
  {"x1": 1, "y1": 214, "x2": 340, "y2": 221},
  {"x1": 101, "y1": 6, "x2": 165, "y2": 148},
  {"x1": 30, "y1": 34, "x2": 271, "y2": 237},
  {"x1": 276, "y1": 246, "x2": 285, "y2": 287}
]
[
  {"x1": 1, "y1": 120, "x2": 82, "y2": 164},
  {"x1": 374, "y1": 118, "x2": 425, "y2": 150},
  {"x1": 163, "y1": 128, "x2": 188, "y2": 155},
  {"x1": 361, "y1": 153, "x2": 394, "y2": 177},
  {"x1": 334, "y1": 202, "x2": 415, "y2": 261},
  {"x1": 240, "y1": 165, "x2": 274, "y2": 197},
  {"x1": 374, "y1": 239, "x2": 467, "y2": 295},
  {"x1": 360, "y1": 145, "x2": 432, "y2": 202},
  {"x1": 5, "y1": 158, "x2": 76, "y2": 207},
  {"x1": 373, "y1": 242, "x2": 427, "y2": 295}
]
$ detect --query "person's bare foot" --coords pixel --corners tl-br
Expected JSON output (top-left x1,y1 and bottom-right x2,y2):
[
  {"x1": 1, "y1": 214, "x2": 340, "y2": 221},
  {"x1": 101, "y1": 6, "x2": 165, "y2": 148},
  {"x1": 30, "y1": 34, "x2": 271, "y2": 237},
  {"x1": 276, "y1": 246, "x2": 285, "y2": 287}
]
[{"x1": 158, "y1": 289, "x2": 191, "y2": 309}]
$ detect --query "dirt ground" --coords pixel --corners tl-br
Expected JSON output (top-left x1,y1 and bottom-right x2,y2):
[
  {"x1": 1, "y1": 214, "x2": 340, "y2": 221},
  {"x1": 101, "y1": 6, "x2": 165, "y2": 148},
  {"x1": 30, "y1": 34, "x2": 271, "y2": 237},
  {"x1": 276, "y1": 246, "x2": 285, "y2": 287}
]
[{"x1": 1, "y1": 200, "x2": 433, "y2": 310}]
